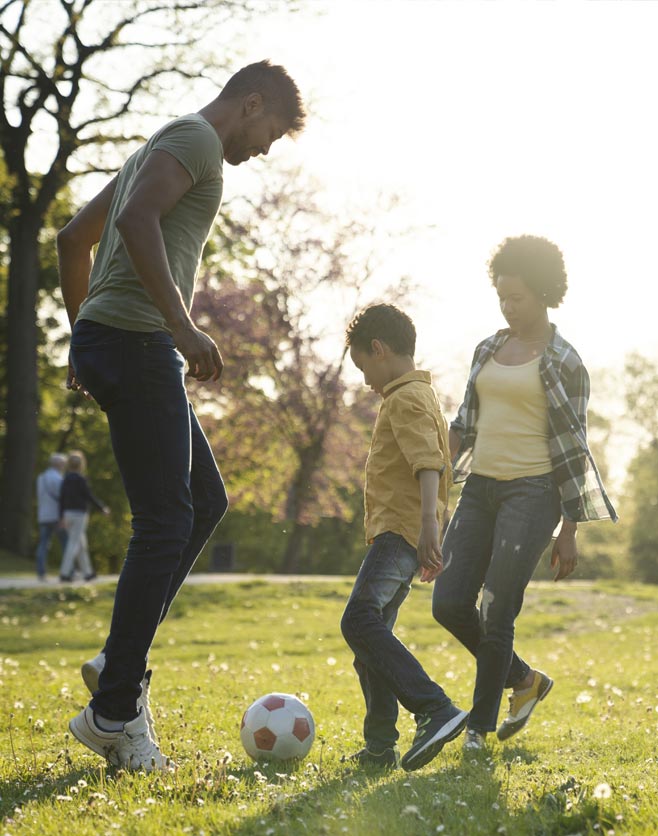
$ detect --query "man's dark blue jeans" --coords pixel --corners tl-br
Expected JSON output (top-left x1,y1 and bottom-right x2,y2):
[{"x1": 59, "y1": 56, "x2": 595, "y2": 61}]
[
  {"x1": 341, "y1": 531, "x2": 453, "y2": 751},
  {"x1": 432, "y1": 473, "x2": 561, "y2": 733},
  {"x1": 70, "y1": 319, "x2": 228, "y2": 720}
]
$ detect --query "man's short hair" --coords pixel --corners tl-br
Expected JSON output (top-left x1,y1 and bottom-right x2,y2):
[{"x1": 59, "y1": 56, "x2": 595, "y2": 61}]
[
  {"x1": 49, "y1": 453, "x2": 67, "y2": 467},
  {"x1": 346, "y1": 303, "x2": 416, "y2": 357},
  {"x1": 220, "y1": 59, "x2": 306, "y2": 135}
]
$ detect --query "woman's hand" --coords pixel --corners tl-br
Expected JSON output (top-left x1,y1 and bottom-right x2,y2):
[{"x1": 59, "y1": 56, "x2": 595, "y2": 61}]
[{"x1": 550, "y1": 520, "x2": 578, "y2": 581}]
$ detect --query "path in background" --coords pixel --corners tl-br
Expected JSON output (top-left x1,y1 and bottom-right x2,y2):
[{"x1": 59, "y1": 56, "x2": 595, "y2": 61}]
[{"x1": 0, "y1": 573, "x2": 343, "y2": 590}]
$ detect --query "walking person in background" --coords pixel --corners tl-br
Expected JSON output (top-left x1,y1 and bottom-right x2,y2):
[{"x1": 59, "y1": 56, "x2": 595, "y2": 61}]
[
  {"x1": 35, "y1": 453, "x2": 68, "y2": 581},
  {"x1": 57, "y1": 60, "x2": 306, "y2": 771},
  {"x1": 59, "y1": 451, "x2": 110, "y2": 582},
  {"x1": 432, "y1": 235, "x2": 617, "y2": 752}
]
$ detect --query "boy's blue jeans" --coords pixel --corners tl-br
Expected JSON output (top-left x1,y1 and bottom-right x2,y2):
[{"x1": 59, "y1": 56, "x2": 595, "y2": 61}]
[
  {"x1": 70, "y1": 319, "x2": 228, "y2": 720},
  {"x1": 432, "y1": 473, "x2": 561, "y2": 733},
  {"x1": 341, "y1": 531, "x2": 452, "y2": 751}
]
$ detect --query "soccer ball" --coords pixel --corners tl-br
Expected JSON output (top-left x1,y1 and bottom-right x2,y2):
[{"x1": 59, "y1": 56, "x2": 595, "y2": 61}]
[{"x1": 240, "y1": 693, "x2": 315, "y2": 761}]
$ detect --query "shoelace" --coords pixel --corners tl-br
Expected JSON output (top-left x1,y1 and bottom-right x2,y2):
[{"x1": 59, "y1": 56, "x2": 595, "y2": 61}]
[{"x1": 125, "y1": 726, "x2": 163, "y2": 766}]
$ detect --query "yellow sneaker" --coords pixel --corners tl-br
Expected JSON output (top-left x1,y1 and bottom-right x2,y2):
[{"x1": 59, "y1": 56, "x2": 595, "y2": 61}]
[{"x1": 496, "y1": 670, "x2": 553, "y2": 741}]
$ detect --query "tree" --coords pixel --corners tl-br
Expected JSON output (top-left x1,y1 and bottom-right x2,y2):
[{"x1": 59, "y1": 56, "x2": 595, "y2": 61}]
[
  {"x1": 0, "y1": 0, "x2": 263, "y2": 555},
  {"x1": 623, "y1": 354, "x2": 658, "y2": 583},
  {"x1": 191, "y1": 172, "x2": 411, "y2": 572}
]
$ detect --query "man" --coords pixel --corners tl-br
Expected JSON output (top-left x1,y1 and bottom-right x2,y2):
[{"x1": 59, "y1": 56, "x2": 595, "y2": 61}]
[
  {"x1": 57, "y1": 60, "x2": 305, "y2": 771},
  {"x1": 35, "y1": 453, "x2": 68, "y2": 580}
]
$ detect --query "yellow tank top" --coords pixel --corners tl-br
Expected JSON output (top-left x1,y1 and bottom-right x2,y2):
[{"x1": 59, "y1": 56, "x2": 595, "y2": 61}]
[{"x1": 471, "y1": 356, "x2": 552, "y2": 480}]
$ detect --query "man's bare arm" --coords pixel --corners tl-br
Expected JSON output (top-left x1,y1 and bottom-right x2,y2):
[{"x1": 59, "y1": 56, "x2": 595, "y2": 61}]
[
  {"x1": 114, "y1": 150, "x2": 222, "y2": 382},
  {"x1": 57, "y1": 177, "x2": 118, "y2": 328}
]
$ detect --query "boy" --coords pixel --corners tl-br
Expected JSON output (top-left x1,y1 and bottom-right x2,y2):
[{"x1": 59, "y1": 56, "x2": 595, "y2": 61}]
[{"x1": 341, "y1": 303, "x2": 468, "y2": 771}]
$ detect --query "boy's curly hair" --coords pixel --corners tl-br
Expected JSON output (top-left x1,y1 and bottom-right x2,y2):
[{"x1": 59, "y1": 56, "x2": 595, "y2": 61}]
[
  {"x1": 345, "y1": 303, "x2": 416, "y2": 356},
  {"x1": 488, "y1": 235, "x2": 568, "y2": 307}
]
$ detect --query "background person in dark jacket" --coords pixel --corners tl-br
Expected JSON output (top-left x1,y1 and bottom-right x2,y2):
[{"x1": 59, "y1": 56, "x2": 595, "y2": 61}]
[{"x1": 59, "y1": 450, "x2": 110, "y2": 581}]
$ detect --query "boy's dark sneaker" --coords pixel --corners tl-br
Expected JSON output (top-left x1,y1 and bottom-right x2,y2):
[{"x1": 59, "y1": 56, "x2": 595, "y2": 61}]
[
  {"x1": 344, "y1": 745, "x2": 400, "y2": 769},
  {"x1": 401, "y1": 704, "x2": 469, "y2": 771}
]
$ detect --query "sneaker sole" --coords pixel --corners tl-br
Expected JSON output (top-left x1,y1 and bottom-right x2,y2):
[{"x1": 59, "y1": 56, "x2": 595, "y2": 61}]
[
  {"x1": 401, "y1": 710, "x2": 469, "y2": 771},
  {"x1": 69, "y1": 713, "x2": 120, "y2": 766},
  {"x1": 497, "y1": 677, "x2": 554, "y2": 741}
]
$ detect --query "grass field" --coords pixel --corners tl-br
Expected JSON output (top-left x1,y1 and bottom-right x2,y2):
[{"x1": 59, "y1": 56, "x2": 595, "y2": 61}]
[{"x1": 1, "y1": 578, "x2": 657, "y2": 835}]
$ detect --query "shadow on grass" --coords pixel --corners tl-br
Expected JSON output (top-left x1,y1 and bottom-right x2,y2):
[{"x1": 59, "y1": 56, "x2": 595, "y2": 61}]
[{"x1": 0, "y1": 763, "x2": 92, "y2": 819}]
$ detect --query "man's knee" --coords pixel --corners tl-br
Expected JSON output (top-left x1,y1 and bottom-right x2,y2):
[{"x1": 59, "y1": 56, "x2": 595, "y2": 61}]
[
  {"x1": 130, "y1": 504, "x2": 195, "y2": 557},
  {"x1": 194, "y1": 474, "x2": 229, "y2": 529}
]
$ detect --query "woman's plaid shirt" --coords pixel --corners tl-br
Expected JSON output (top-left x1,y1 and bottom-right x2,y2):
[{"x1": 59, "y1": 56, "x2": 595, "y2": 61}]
[{"x1": 451, "y1": 326, "x2": 618, "y2": 523}]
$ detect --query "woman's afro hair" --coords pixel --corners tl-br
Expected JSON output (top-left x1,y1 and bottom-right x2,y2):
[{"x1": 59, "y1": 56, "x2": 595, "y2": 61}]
[{"x1": 488, "y1": 235, "x2": 568, "y2": 308}]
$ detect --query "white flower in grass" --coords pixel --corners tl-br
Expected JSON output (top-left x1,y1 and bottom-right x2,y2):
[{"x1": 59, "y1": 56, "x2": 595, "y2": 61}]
[
  {"x1": 593, "y1": 782, "x2": 612, "y2": 799},
  {"x1": 326, "y1": 657, "x2": 337, "y2": 666},
  {"x1": 576, "y1": 692, "x2": 592, "y2": 704}
]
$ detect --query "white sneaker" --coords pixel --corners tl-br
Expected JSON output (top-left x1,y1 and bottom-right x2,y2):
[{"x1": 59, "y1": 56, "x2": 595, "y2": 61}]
[
  {"x1": 463, "y1": 729, "x2": 487, "y2": 751},
  {"x1": 69, "y1": 706, "x2": 173, "y2": 772},
  {"x1": 81, "y1": 651, "x2": 158, "y2": 743},
  {"x1": 81, "y1": 651, "x2": 105, "y2": 693}
]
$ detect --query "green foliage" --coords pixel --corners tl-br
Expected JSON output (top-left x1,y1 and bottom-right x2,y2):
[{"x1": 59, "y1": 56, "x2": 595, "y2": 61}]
[
  {"x1": 626, "y1": 442, "x2": 658, "y2": 584},
  {"x1": 1, "y1": 579, "x2": 658, "y2": 834},
  {"x1": 625, "y1": 353, "x2": 658, "y2": 441}
]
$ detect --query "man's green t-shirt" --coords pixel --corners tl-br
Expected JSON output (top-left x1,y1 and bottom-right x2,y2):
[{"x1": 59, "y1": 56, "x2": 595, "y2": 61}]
[{"x1": 77, "y1": 114, "x2": 223, "y2": 332}]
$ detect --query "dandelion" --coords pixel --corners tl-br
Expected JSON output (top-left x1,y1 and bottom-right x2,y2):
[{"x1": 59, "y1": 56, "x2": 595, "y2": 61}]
[
  {"x1": 576, "y1": 692, "x2": 592, "y2": 704},
  {"x1": 593, "y1": 782, "x2": 612, "y2": 799},
  {"x1": 327, "y1": 657, "x2": 337, "y2": 666}
]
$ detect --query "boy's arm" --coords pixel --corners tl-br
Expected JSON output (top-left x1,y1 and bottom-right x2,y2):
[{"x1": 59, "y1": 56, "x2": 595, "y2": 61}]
[{"x1": 417, "y1": 469, "x2": 443, "y2": 583}]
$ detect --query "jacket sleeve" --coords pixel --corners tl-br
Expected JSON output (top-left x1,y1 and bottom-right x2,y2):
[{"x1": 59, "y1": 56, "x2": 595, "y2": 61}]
[
  {"x1": 82, "y1": 477, "x2": 106, "y2": 512},
  {"x1": 388, "y1": 390, "x2": 448, "y2": 477}
]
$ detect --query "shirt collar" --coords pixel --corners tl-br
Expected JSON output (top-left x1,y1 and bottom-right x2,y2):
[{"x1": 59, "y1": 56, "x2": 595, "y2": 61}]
[{"x1": 382, "y1": 370, "x2": 432, "y2": 398}]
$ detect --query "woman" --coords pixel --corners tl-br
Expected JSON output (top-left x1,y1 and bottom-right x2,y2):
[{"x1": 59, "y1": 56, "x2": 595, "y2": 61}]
[
  {"x1": 433, "y1": 235, "x2": 617, "y2": 751},
  {"x1": 59, "y1": 451, "x2": 110, "y2": 582}
]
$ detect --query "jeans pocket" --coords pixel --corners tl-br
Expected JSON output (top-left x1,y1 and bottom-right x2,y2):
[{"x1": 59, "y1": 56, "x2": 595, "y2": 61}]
[
  {"x1": 71, "y1": 336, "x2": 123, "y2": 410},
  {"x1": 522, "y1": 474, "x2": 554, "y2": 491}
]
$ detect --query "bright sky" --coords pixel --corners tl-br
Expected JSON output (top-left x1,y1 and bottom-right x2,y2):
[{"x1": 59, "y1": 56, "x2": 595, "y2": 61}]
[{"x1": 220, "y1": 0, "x2": 658, "y2": 395}]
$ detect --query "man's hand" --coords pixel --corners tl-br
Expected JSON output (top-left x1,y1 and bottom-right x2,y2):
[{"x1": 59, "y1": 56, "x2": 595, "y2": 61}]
[
  {"x1": 550, "y1": 520, "x2": 578, "y2": 581},
  {"x1": 417, "y1": 515, "x2": 443, "y2": 583},
  {"x1": 172, "y1": 322, "x2": 224, "y2": 383},
  {"x1": 66, "y1": 355, "x2": 93, "y2": 400}
]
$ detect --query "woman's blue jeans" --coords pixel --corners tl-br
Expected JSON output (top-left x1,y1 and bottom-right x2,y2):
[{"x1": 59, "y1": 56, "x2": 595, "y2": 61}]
[
  {"x1": 70, "y1": 319, "x2": 228, "y2": 720},
  {"x1": 341, "y1": 532, "x2": 452, "y2": 751},
  {"x1": 432, "y1": 473, "x2": 561, "y2": 733}
]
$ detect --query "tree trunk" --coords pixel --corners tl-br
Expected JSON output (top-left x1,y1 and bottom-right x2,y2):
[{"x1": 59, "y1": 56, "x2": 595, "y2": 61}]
[
  {"x1": 280, "y1": 438, "x2": 325, "y2": 573},
  {"x1": 0, "y1": 214, "x2": 41, "y2": 556},
  {"x1": 280, "y1": 521, "x2": 307, "y2": 575}
]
